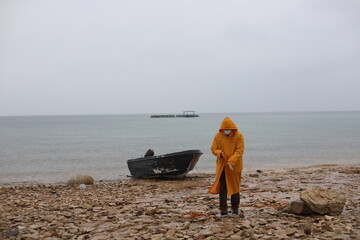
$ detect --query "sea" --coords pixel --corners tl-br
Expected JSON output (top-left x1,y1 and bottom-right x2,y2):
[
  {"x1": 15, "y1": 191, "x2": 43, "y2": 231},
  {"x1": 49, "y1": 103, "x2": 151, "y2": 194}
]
[{"x1": 0, "y1": 112, "x2": 359, "y2": 185}]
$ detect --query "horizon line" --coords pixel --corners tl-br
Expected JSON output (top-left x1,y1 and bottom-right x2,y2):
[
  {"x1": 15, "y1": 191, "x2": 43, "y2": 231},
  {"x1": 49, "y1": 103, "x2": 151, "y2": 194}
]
[{"x1": 0, "y1": 109, "x2": 359, "y2": 118}]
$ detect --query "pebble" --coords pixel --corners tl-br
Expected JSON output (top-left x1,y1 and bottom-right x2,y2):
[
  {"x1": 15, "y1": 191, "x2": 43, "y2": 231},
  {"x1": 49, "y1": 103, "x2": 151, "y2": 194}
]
[
  {"x1": 166, "y1": 229, "x2": 176, "y2": 238},
  {"x1": 284, "y1": 228, "x2": 297, "y2": 236},
  {"x1": 183, "y1": 221, "x2": 191, "y2": 229},
  {"x1": 259, "y1": 219, "x2": 267, "y2": 225}
]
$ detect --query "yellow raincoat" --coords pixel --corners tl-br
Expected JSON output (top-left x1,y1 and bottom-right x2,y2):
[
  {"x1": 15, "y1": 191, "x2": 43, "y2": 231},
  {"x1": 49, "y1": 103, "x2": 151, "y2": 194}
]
[{"x1": 208, "y1": 117, "x2": 244, "y2": 196}]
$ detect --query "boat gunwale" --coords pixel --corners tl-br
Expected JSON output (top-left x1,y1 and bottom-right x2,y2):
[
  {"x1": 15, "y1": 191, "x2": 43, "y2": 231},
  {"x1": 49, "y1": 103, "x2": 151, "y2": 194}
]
[{"x1": 127, "y1": 149, "x2": 203, "y2": 163}]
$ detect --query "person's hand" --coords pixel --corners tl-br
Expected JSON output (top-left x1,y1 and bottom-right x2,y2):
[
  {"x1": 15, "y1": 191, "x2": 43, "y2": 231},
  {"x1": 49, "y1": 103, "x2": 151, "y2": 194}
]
[
  {"x1": 220, "y1": 152, "x2": 225, "y2": 158},
  {"x1": 227, "y1": 162, "x2": 234, "y2": 171}
]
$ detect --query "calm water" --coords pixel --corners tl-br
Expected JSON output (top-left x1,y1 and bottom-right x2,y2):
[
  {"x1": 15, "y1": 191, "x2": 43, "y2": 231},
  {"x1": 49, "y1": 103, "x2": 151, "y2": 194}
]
[{"x1": 0, "y1": 112, "x2": 359, "y2": 184}]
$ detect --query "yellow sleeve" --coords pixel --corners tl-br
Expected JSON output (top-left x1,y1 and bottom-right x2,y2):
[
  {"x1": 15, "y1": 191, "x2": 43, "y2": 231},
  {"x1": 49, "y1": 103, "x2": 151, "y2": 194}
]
[
  {"x1": 211, "y1": 133, "x2": 222, "y2": 158},
  {"x1": 228, "y1": 133, "x2": 244, "y2": 165}
]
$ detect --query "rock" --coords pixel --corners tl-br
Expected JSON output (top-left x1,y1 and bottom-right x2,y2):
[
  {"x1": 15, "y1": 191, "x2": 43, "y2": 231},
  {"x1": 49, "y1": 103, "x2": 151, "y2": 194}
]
[
  {"x1": 259, "y1": 219, "x2": 267, "y2": 225},
  {"x1": 183, "y1": 221, "x2": 191, "y2": 229},
  {"x1": 304, "y1": 226, "x2": 312, "y2": 235},
  {"x1": 43, "y1": 231, "x2": 54, "y2": 237},
  {"x1": 239, "y1": 210, "x2": 245, "y2": 218},
  {"x1": 29, "y1": 223, "x2": 43, "y2": 229},
  {"x1": 80, "y1": 222, "x2": 98, "y2": 232},
  {"x1": 166, "y1": 229, "x2": 176, "y2": 238},
  {"x1": 144, "y1": 208, "x2": 158, "y2": 215},
  {"x1": 95, "y1": 222, "x2": 119, "y2": 232},
  {"x1": 239, "y1": 220, "x2": 251, "y2": 229},
  {"x1": 229, "y1": 234, "x2": 239, "y2": 239},
  {"x1": 82, "y1": 203, "x2": 92, "y2": 209},
  {"x1": 5, "y1": 229, "x2": 19, "y2": 238},
  {"x1": 249, "y1": 173, "x2": 259, "y2": 177},
  {"x1": 285, "y1": 228, "x2": 297, "y2": 236},
  {"x1": 63, "y1": 211, "x2": 73, "y2": 218},
  {"x1": 300, "y1": 187, "x2": 346, "y2": 215},
  {"x1": 90, "y1": 234, "x2": 108, "y2": 240},
  {"x1": 67, "y1": 175, "x2": 94, "y2": 185},
  {"x1": 269, "y1": 178, "x2": 281, "y2": 182},
  {"x1": 289, "y1": 200, "x2": 313, "y2": 215},
  {"x1": 321, "y1": 222, "x2": 334, "y2": 232},
  {"x1": 92, "y1": 207, "x2": 102, "y2": 212},
  {"x1": 275, "y1": 233, "x2": 289, "y2": 239},
  {"x1": 79, "y1": 184, "x2": 87, "y2": 189},
  {"x1": 142, "y1": 233, "x2": 152, "y2": 239},
  {"x1": 150, "y1": 233, "x2": 165, "y2": 240},
  {"x1": 199, "y1": 228, "x2": 213, "y2": 237},
  {"x1": 21, "y1": 233, "x2": 39, "y2": 240},
  {"x1": 280, "y1": 203, "x2": 291, "y2": 213},
  {"x1": 43, "y1": 215, "x2": 57, "y2": 222},
  {"x1": 325, "y1": 215, "x2": 335, "y2": 221}
]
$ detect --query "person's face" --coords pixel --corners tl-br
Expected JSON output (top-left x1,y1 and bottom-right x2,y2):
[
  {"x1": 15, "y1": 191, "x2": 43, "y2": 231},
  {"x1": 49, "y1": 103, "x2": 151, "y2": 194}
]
[{"x1": 223, "y1": 129, "x2": 231, "y2": 136}]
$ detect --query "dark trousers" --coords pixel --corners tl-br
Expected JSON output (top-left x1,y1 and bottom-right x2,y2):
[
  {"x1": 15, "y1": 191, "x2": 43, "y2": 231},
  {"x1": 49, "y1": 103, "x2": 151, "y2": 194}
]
[{"x1": 219, "y1": 170, "x2": 240, "y2": 211}]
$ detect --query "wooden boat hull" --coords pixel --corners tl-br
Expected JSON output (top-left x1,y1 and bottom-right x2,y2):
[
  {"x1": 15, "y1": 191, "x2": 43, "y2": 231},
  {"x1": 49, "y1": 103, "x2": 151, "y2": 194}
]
[{"x1": 127, "y1": 150, "x2": 202, "y2": 179}]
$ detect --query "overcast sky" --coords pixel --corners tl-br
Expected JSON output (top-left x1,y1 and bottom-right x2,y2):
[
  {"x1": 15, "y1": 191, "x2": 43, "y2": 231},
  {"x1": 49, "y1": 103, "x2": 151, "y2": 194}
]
[{"x1": 0, "y1": 0, "x2": 359, "y2": 116}]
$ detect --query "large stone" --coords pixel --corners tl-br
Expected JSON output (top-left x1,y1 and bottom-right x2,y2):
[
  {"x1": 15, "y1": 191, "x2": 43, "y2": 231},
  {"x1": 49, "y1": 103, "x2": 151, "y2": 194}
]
[
  {"x1": 67, "y1": 175, "x2": 94, "y2": 185},
  {"x1": 300, "y1": 187, "x2": 346, "y2": 215},
  {"x1": 290, "y1": 200, "x2": 313, "y2": 215}
]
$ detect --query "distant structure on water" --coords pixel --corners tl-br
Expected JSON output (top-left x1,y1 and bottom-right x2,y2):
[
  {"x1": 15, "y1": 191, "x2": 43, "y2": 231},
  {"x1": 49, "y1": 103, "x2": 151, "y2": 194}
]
[{"x1": 150, "y1": 111, "x2": 199, "y2": 118}]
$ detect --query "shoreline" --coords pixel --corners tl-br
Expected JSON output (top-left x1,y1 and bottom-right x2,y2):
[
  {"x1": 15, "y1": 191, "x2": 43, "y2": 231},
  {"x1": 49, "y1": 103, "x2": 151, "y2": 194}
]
[
  {"x1": 1, "y1": 163, "x2": 359, "y2": 239},
  {"x1": 0, "y1": 162, "x2": 359, "y2": 187}
]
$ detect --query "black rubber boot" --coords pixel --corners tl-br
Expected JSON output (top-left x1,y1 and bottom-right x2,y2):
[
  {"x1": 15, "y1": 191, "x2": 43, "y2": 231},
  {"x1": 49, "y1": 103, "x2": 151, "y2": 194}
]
[
  {"x1": 232, "y1": 208, "x2": 239, "y2": 214},
  {"x1": 220, "y1": 210, "x2": 228, "y2": 216}
]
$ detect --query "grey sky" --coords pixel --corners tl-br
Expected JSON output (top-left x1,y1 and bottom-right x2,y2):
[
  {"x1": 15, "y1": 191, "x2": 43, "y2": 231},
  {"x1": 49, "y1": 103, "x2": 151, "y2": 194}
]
[{"x1": 0, "y1": 0, "x2": 359, "y2": 116}]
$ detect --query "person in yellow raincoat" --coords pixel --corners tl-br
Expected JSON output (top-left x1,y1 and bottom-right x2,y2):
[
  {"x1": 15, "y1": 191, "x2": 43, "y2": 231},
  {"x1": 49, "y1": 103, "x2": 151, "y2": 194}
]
[{"x1": 209, "y1": 117, "x2": 244, "y2": 216}]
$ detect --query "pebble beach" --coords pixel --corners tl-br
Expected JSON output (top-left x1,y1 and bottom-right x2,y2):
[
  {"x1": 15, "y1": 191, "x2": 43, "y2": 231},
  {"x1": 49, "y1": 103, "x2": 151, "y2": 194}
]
[{"x1": 1, "y1": 164, "x2": 359, "y2": 240}]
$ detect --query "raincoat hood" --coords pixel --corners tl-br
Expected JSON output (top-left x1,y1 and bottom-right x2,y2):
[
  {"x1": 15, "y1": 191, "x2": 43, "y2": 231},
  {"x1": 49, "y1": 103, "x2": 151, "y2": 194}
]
[{"x1": 219, "y1": 117, "x2": 238, "y2": 131}]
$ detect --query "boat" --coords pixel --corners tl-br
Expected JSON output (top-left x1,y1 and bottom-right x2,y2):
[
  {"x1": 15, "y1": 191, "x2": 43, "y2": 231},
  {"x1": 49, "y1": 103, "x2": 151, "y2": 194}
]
[
  {"x1": 150, "y1": 111, "x2": 199, "y2": 118},
  {"x1": 127, "y1": 150, "x2": 203, "y2": 179}
]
